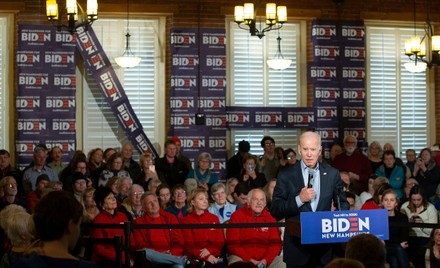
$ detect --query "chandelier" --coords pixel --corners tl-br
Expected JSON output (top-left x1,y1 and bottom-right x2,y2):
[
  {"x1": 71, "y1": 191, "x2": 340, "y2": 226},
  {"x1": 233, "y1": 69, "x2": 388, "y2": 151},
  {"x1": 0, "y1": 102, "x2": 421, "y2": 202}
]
[
  {"x1": 234, "y1": 2, "x2": 287, "y2": 39},
  {"x1": 403, "y1": 0, "x2": 440, "y2": 73},
  {"x1": 115, "y1": 0, "x2": 141, "y2": 68},
  {"x1": 267, "y1": 33, "x2": 291, "y2": 70},
  {"x1": 46, "y1": 0, "x2": 98, "y2": 34}
]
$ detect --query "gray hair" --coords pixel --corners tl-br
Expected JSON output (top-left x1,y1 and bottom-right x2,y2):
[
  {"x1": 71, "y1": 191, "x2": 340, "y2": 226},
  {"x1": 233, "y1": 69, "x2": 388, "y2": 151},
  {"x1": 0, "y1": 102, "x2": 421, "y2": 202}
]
[{"x1": 198, "y1": 152, "x2": 212, "y2": 162}]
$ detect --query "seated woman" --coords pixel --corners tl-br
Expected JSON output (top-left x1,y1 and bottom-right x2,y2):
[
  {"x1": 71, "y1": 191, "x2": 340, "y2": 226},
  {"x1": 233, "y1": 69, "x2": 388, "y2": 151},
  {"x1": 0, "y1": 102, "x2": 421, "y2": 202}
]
[
  {"x1": 156, "y1": 184, "x2": 172, "y2": 210},
  {"x1": 13, "y1": 191, "x2": 98, "y2": 268},
  {"x1": 187, "y1": 152, "x2": 219, "y2": 192},
  {"x1": 381, "y1": 189, "x2": 409, "y2": 268},
  {"x1": 368, "y1": 141, "x2": 383, "y2": 173},
  {"x1": 208, "y1": 182, "x2": 237, "y2": 223},
  {"x1": 263, "y1": 178, "x2": 277, "y2": 210},
  {"x1": 376, "y1": 150, "x2": 406, "y2": 198},
  {"x1": 413, "y1": 147, "x2": 440, "y2": 201},
  {"x1": 166, "y1": 184, "x2": 188, "y2": 220},
  {"x1": 81, "y1": 187, "x2": 99, "y2": 223},
  {"x1": 238, "y1": 155, "x2": 266, "y2": 189},
  {"x1": 87, "y1": 148, "x2": 103, "y2": 174},
  {"x1": 401, "y1": 185, "x2": 438, "y2": 268},
  {"x1": 134, "y1": 153, "x2": 163, "y2": 191},
  {"x1": 225, "y1": 177, "x2": 239, "y2": 204},
  {"x1": 181, "y1": 188, "x2": 226, "y2": 268},
  {"x1": 361, "y1": 182, "x2": 391, "y2": 210},
  {"x1": 98, "y1": 153, "x2": 130, "y2": 187},
  {"x1": 91, "y1": 187, "x2": 128, "y2": 268},
  {"x1": 425, "y1": 227, "x2": 440, "y2": 268}
]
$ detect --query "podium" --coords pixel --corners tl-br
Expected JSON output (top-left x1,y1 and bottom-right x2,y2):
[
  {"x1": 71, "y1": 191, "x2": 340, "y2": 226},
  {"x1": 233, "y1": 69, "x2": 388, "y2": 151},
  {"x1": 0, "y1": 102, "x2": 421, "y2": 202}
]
[{"x1": 286, "y1": 209, "x2": 389, "y2": 244}]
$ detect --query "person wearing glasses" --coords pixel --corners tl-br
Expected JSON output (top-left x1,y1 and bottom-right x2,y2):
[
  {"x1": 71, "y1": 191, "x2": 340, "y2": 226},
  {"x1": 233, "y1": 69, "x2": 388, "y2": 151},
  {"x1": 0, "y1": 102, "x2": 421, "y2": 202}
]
[
  {"x1": 332, "y1": 135, "x2": 372, "y2": 195},
  {"x1": 259, "y1": 136, "x2": 280, "y2": 183},
  {"x1": 118, "y1": 183, "x2": 144, "y2": 221},
  {"x1": 0, "y1": 176, "x2": 26, "y2": 212},
  {"x1": 71, "y1": 172, "x2": 88, "y2": 202},
  {"x1": 166, "y1": 184, "x2": 188, "y2": 220},
  {"x1": 270, "y1": 131, "x2": 349, "y2": 268}
]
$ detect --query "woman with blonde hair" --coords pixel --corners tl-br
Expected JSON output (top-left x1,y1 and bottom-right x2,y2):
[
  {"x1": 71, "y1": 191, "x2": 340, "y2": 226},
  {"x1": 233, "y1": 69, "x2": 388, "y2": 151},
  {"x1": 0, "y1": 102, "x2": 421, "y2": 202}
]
[
  {"x1": 181, "y1": 188, "x2": 225, "y2": 268},
  {"x1": 134, "y1": 153, "x2": 163, "y2": 191},
  {"x1": 81, "y1": 187, "x2": 99, "y2": 223}
]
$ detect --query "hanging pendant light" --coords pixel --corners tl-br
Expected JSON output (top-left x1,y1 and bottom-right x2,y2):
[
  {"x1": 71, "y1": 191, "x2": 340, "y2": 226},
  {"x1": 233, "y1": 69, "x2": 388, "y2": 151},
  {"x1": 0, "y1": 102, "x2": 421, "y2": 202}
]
[
  {"x1": 267, "y1": 33, "x2": 291, "y2": 70},
  {"x1": 115, "y1": 0, "x2": 141, "y2": 68}
]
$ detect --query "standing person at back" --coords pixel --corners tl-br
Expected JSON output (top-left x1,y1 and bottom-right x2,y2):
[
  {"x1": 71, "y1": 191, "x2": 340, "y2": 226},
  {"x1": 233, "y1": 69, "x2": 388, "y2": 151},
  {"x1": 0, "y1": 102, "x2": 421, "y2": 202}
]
[
  {"x1": 270, "y1": 131, "x2": 349, "y2": 268},
  {"x1": 155, "y1": 140, "x2": 189, "y2": 189},
  {"x1": 170, "y1": 136, "x2": 192, "y2": 172},
  {"x1": 332, "y1": 135, "x2": 372, "y2": 195},
  {"x1": 259, "y1": 136, "x2": 279, "y2": 183},
  {"x1": 121, "y1": 143, "x2": 141, "y2": 179}
]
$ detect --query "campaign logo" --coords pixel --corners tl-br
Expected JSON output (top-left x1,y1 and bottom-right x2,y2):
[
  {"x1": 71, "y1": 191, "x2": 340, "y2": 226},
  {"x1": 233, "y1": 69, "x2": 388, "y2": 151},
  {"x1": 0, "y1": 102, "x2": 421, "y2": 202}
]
[
  {"x1": 16, "y1": 52, "x2": 40, "y2": 63},
  {"x1": 21, "y1": 31, "x2": 51, "y2": 43},
  {"x1": 211, "y1": 160, "x2": 226, "y2": 171},
  {"x1": 342, "y1": 27, "x2": 365, "y2": 38},
  {"x1": 44, "y1": 52, "x2": 75, "y2": 64},
  {"x1": 16, "y1": 143, "x2": 38, "y2": 153},
  {"x1": 170, "y1": 99, "x2": 195, "y2": 109},
  {"x1": 116, "y1": 104, "x2": 139, "y2": 133},
  {"x1": 172, "y1": 55, "x2": 199, "y2": 67},
  {"x1": 344, "y1": 130, "x2": 366, "y2": 139},
  {"x1": 46, "y1": 142, "x2": 76, "y2": 152},
  {"x1": 16, "y1": 98, "x2": 40, "y2": 109},
  {"x1": 55, "y1": 32, "x2": 77, "y2": 43},
  {"x1": 170, "y1": 116, "x2": 196, "y2": 126},
  {"x1": 342, "y1": 68, "x2": 365, "y2": 79},
  {"x1": 315, "y1": 89, "x2": 340, "y2": 99},
  {"x1": 206, "y1": 116, "x2": 227, "y2": 127},
  {"x1": 135, "y1": 134, "x2": 153, "y2": 154},
  {"x1": 310, "y1": 66, "x2": 337, "y2": 79},
  {"x1": 17, "y1": 120, "x2": 46, "y2": 132},
  {"x1": 88, "y1": 53, "x2": 106, "y2": 71},
  {"x1": 317, "y1": 108, "x2": 338, "y2": 118},
  {"x1": 76, "y1": 27, "x2": 98, "y2": 55},
  {"x1": 203, "y1": 35, "x2": 226, "y2": 45},
  {"x1": 312, "y1": 25, "x2": 337, "y2": 38},
  {"x1": 344, "y1": 47, "x2": 365, "y2": 59},
  {"x1": 206, "y1": 56, "x2": 226, "y2": 68},
  {"x1": 171, "y1": 34, "x2": 196, "y2": 45},
  {"x1": 18, "y1": 74, "x2": 49, "y2": 87},
  {"x1": 343, "y1": 89, "x2": 365, "y2": 100},
  {"x1": 321, "y1": 215, "x2": 370, "y2": 239},
  {"x1": 52, "y1": 121, "x2": 75, "y2": 131},
  {"x1": 209, "y1": 137, "x2": 226, "y2": 149},
  {"x1": 46, "y1": 97, "x2": 76, "y2": 110},
  {"x1": 226, "y1": 113, "x2": 250, "y2": 123},
  {"x1": 342, "y1": 109, "x2": 365, "y2": 118},
  {"x1": 255, "y1": 114, "x2": 282, "y2": 123},
  {"x1": 287, "y1": 113, "x2": 315, "y2": 123},
  {"x1": 314, "y1": 47, "x2": 340, "y2": 57},
  {"x1": 171, "y1": 77, "x2": 197, "y2": 87},
  {"x1": 99, "y1": 72, "x2": 123, "y2": 102},
  {"x1": 181, "y1": 137, "x2": 206, "y2": 148},
  {"x1": 316, "y1": 129, "x2": 339, "y2": 139},
  {"x1": 202, "y1": 78, "x2": 226, "y2": 88},
  {"x1": 199, "y1": 99, "x2": 225, "y2": 109},
  {"x1": 54, "y1": 74, "x2": 76, "y2": 88}
]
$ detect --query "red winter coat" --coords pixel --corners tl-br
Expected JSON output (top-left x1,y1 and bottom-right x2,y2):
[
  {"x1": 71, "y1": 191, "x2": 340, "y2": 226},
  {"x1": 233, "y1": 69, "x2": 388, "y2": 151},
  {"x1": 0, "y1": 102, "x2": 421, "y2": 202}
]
[
  {"x1": 91, "y1": 210, "x2": 128, "y2": 263},
  {"x1": 181, "y1": 210, "x2": 225, "y2": 261},
  {"x1": 131, "y1": 209, "x2": 184, "y2": 256},
  {"x1": 226, "y1": 205, "x2": 282, "y2": 265}
]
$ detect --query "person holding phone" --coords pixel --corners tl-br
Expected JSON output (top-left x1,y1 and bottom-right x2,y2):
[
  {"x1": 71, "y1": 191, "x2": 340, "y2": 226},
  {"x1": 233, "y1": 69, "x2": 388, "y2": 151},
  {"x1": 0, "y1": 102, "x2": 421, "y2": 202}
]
[
  {"x1": 135, "y1": 153, "x2": 164, "y2": 191},
  {"x1": 239, "y1": 155, "x2": 266, "y2": 189}
]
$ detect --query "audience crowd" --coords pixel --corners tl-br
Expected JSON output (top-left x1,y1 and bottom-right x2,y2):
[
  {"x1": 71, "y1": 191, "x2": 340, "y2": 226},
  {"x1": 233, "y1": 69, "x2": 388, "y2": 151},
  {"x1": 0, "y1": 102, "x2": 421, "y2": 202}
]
[{"x1": 1, "y1": 135, "x2": 440, "y2": 268}]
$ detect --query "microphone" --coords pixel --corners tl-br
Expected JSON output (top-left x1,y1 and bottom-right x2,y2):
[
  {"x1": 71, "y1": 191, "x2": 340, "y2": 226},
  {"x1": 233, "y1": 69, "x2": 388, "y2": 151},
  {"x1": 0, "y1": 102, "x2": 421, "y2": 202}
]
[{"x1": 307, "y1": 168, "x2": 315, "y2": 188}]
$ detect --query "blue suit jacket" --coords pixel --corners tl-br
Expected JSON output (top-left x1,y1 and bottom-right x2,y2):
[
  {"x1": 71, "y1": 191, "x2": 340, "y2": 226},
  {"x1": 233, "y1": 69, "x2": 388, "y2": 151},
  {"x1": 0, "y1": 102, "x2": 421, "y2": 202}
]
[{"x1": 270, "y1": 161, "x2": 349, "y2": 266}]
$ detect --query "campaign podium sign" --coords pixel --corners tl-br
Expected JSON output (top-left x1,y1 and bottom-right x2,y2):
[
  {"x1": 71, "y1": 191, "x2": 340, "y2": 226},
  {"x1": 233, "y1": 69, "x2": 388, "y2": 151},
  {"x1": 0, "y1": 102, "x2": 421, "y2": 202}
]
[{"x1": 300, "y1": 209, "x2": 389, "y2": 244}]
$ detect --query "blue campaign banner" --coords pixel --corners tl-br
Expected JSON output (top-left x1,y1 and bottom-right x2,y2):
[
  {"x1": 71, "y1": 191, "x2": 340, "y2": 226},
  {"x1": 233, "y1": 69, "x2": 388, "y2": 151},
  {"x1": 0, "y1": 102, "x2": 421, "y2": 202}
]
[{"x1": 301, "y1": 209, "x2": 389, "y2": 244}]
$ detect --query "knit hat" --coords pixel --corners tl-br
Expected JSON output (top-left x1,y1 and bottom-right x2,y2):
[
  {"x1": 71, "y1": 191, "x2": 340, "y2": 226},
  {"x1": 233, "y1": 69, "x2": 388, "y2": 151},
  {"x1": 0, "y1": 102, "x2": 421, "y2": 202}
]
[
  {"x1": 36, "y1": 174, "x2": 50, "y2": 185},
  {"x1": 71, "y1": 172, "x2": 87, "y2": 185},
  {"x1": 169, "y1": 136, "x2": 181, "y2": 144}
]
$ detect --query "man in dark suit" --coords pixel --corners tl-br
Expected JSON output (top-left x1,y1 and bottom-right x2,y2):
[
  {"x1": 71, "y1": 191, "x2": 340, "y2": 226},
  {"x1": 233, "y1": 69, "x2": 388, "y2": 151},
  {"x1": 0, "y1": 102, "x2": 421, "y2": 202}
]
[{"x1": 270, "y1": 131, "x2": 349, "y2": 268}]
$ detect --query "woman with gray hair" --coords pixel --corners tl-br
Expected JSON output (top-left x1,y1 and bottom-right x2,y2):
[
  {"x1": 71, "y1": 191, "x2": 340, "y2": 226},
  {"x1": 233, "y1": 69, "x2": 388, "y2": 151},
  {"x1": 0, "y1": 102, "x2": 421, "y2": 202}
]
[
  {"x1": 186, "y1": 152, "x2": 218, "y2": 192},
  {"x1": 208, "y1": 182, "x2": 237, "y2": 223},
  {"x1": 118, "y1": 184, "x2": 144, "y2": 221},
  {"x1": 368, "y1": 141, "x2": 383, "y2": 173}
]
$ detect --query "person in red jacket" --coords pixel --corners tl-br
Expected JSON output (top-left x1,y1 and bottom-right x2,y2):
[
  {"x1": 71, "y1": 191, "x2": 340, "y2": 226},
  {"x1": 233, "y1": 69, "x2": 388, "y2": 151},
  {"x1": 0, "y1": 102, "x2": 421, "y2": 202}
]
[
  {"x1": 131, "y1": 192, "x2": 187, "y2": 267},
  {"x1": 91, "y1": 187, "x2": 128, "y2": 268},
  {"x1": 226, "y1": 188, "x2": 284, "y2": 268},
  {"x1": 181, "y1": 188, "x2": 226, "y2": 268}
]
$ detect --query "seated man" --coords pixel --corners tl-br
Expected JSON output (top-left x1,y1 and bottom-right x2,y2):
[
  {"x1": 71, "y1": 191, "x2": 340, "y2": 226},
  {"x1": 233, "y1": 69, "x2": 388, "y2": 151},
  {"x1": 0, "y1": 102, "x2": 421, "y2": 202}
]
[
  {"x1": 131, "y1": 192, "x2": 187, "y2": 267},
  {"x1": 226, "y1": 188, "x2": 284, "y2": 268}
]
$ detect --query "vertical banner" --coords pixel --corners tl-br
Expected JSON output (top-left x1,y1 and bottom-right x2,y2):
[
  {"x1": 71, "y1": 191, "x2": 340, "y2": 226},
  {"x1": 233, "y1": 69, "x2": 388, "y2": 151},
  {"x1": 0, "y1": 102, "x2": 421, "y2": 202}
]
[
  {"x1": 170, "y1": 28, "x2": 227, "y2": 179},
  {"x1": 75, "y1": 27, "x2": 158, "y2": 158},
  {"x1": 16, "y1": 25, "x2": 77, "y2": 169},
  {"x1": 309, "y1": 20, "x2": 366, "y2": 157}
]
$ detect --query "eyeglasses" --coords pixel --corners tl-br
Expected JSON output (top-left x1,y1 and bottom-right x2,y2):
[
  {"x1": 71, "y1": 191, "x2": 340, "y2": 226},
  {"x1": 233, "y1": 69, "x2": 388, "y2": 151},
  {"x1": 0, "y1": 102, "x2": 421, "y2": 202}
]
[
  {"x1": 287, "y1": 155, "x2": 295, "y2": 160},
  {"x1": 8, "y1": 183, "x2": 17, "y2": 188},
  {"x1": 75, "y1": 180, "x2": 86, "y2": 185},
  {"x1": 132, "y1": 191, "x2": 144, "y2": 196},
  {"x1": 175, "y1": 191, "x2": 186, "y2": 196},
  {"x1": 264, "y1": 142, "x2": 274, "y2": 147}
]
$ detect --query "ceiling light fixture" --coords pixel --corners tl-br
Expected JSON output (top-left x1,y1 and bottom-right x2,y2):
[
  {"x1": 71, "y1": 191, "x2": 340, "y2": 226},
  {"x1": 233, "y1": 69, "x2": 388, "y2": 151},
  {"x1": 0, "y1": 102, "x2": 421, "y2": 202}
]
[
  {"x1": 46, "y1": 0, "x2": 98, "y2": 34},
  {"x1": 267, "y1": 32, "x2": 291, "y2": 70},
  {"x1": 115, "y1": 0, "x2": 141, "y2": 68}
]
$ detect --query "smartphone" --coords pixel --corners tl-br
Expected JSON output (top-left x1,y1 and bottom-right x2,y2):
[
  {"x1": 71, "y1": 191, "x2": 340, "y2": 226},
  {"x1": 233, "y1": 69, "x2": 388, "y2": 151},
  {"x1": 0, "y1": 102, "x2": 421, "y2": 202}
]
[{"x1": 149, "y1": 165, "x2": 156, "y2": 172}]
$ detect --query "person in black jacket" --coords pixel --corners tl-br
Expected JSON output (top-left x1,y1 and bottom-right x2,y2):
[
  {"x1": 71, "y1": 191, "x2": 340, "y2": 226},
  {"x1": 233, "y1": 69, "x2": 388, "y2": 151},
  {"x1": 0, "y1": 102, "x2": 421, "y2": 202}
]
[{"x1": 155, "y1": 139, "x2": 189, "y2": 189}]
